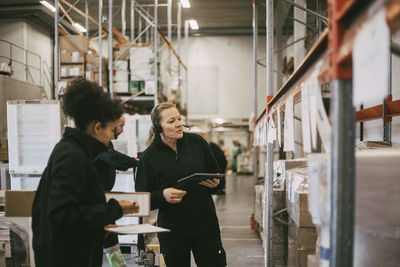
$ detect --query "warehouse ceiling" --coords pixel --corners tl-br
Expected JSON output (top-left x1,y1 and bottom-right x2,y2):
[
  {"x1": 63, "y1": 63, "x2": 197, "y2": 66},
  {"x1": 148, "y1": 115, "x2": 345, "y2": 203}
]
[{"x1": 0, "y1": 0, "x2": 326, "y2": 37}]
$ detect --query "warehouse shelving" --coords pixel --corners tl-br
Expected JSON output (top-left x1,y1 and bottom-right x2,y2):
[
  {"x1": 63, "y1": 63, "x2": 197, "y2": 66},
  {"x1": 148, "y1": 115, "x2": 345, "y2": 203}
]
[
  {"x1": 52, "y1": 0, "x2": 187, "y2": 111},
  {"x1": 255, "y1": 0, "x2": 400, "y2": 266}
]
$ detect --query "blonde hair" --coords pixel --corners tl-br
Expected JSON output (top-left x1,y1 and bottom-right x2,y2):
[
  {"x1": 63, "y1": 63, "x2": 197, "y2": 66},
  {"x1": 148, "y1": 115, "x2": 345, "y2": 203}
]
[{"x1": 146, "y1": 102, "x2": 177, "y2": 146}]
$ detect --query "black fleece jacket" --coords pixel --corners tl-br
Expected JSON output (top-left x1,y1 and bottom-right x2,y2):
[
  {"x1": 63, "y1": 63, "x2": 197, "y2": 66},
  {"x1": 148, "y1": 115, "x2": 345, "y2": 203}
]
[
  {"x1": 135, "y1": 133, "x2": 222, "y2": 239},
  {"x1": 31, "y1": 127, "x2": 123, "y2": 267}
]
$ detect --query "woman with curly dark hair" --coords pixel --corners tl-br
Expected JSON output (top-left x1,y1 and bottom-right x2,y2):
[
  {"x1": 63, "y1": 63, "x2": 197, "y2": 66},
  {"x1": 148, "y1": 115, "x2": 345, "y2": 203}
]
[{"x1": 31, "y1": 78, "x2": 138, "y2": 267}]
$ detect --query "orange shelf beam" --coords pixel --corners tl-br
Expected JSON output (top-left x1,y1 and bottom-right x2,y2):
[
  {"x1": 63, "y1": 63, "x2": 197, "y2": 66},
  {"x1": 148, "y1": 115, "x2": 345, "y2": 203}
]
[{"x1": 356, "y1": 98, "x2": 400, "y2": 123}]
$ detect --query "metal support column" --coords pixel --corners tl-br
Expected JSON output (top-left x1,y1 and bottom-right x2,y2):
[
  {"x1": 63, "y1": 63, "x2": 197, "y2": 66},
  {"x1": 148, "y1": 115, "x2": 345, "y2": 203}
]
[
  {"x1": 122, "y1": 0, "x2": 126, "y2": 37},
  {"x1": 146, "y1": 8, "x2": 150, "y2": 43},
  {"x1": 168, "y1": 0, "x2": 172, "y2": 74},
  {"x1": 317, "y1": 0, "x2": 322, "y2": 37},
  {"x1": 265, "y1": 0, "x2": 274, "y2": 266},
  {"x1": 108, "y1": 0, "x2": 113, "y2": 96},
  {"x1": 253, "y1": 0, "x2": 259, "y2": 186},
  {"x1": 98, "y1": 0, "x2": 103, "y2": 86},
  {"x1": 138, "y1": 12, "x2": 142, "y2": 44},
  {"x1": 384, "y1": 38, "x2": 392, "y2": 142},
  {"x1": 85, "y1": 0, "x2": 89, "y2": 39},
  {"x1": 177, "y1": 2, "x2": 182, "y2": 88},
  {"x1": 330, "y1": 79, "x2": 355, "y2": 267},
  {"x1": 131, "y1": 0, "x2": 135, "y2": 42},
  {"x1": 54, "y1": 0, "x2": 59, "y2": 99},
  {"x1": 154, "y1": 0, "x2": 158, "y2": 106},
  {"x1": 184, "y1": 19, "x2": 189, "y2": 113}
]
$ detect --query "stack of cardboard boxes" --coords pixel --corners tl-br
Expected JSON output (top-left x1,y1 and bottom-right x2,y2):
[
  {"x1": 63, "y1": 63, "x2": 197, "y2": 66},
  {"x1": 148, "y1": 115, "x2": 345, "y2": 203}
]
[
  {"x1": 286, "y1": 166, "x2": 317, "y2": 267},
  {"x1": 272, "y1": 159, "x2": 307, "y2": 266},
  {"x1": 130, "y1": 46, "x2": 155, "y2": 94},
  {"x1": 114, "y1": 60, "x2": 129, "y2": 92},
  {"x1": 59, "y1": 35, "x2": 87, "y2": 92},
  {"x1": 85, "y1": 56, "x2": 108, "y2": 86}
]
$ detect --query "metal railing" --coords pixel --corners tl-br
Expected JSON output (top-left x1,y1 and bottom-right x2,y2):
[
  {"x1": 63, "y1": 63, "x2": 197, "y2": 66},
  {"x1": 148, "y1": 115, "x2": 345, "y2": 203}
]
[{"x1": 0, "y1": 38, "x2": 45, "y2": 88}]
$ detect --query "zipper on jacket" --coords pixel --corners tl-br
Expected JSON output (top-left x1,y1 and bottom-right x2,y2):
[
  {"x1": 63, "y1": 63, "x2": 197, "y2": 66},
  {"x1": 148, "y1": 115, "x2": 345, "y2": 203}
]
[{"x1": 175, "y1": 151, "x2": 178, "y2": 160}]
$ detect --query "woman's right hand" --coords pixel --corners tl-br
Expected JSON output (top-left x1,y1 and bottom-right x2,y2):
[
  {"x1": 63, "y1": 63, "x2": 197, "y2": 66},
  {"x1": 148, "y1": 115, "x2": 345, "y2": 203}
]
[{"x1": 163, "y1": 188, "x2": 187, "y2": 204}]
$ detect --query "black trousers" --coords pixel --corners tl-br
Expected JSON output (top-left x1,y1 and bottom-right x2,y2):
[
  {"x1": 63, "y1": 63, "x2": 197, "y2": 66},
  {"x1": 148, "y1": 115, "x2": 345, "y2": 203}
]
[
  {"x1": 103, "y1": 232, "x2": 119, "y2": 249},
  {"x1": 159, "y1": 234, "x2": 226, "y2": 267}
]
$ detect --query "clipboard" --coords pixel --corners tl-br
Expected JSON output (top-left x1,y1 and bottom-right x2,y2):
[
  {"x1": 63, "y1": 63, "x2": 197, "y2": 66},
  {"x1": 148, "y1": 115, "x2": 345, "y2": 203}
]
[
  {"x1": 176, "y1": 173, "x2": 225, "y2": 189},
  {"x1": 105, "y1": 224, "x2": 169, "y2": 235}
]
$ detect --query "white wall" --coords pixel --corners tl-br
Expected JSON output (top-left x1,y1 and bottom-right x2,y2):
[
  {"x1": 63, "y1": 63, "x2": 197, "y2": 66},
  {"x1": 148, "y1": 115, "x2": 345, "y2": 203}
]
[
  {"x1": 177, "y1": 35, "x2": 266, "y2": 120},
  {"x1": 355, "y1": 32, "x2": 400, "y2": 144},
  {"x1": 26, "y1": 22, "x2": 53, "y2": 98},
  {"x1": 0, "y1": 19, "x2": 52, "y2": 98}
]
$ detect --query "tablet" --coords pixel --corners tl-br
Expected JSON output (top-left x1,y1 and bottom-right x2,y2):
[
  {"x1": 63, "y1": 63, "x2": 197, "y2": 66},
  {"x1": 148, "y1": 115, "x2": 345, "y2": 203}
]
[{"x1": 176, "y1": 173, "x2": 225, "y2": 188}]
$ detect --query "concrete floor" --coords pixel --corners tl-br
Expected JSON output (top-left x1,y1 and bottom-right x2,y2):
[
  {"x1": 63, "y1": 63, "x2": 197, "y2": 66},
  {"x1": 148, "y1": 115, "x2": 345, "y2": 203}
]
[{"x1": 103, "y1": 172, "x2": 264, "y2": 266}]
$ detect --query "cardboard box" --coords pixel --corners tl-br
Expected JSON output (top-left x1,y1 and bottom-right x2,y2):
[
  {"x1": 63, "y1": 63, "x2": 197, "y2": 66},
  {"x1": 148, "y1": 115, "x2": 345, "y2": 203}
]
[
  {"x1": 60, "y1": 65, "x2": 84, "y2": 78},
  {"x1": 60, "y1": 50, "x2": 85, "y2": 63},
  {"x1": 115, "y1": 60, "x2": 129, "y2": 70},
  {"x1": 93, "y1": 71, "x2": 108, "y2": 86},
  {"x1": 273, "y1": 222, "x2": 288, "y2": 265},
  {"x1": 307, "y1": 254, "x2": 318, "y2": 267},
  {"x1": 286, "y1": 167, "x2": 314, "y2": 227},
  {"x1": 274, "y1": 159, "x2": 307, "y2": 191},
  {"x1": 5, "y1": 190, "x2": 35, "y2": 217},
  {"x1": 288, "y1": 221, "x2": 317, "y2": 250},
  {"x1": 5, "y1": 190, "x2": 149, "y2": 217},
  {"x1": 60, "y1": 35, "x2": 88, "y2": 52},
  {"x1": 86, "y1": 57, "x2": 108, "y2": 72},
  {"x1": 0, "y1": 138, "x2": 8, "y2": 161},
  {"x1": 114, "y1": 81, "x2": 129, "y2": 93},
  {"x1": 114, "y1": 70, "x2": 129, "y2": 82}
]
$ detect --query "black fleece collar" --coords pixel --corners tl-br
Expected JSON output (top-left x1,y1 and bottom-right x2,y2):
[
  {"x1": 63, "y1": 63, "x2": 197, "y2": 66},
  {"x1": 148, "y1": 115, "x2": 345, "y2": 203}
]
[
  {"x1": 63, "y1": 127, "x2": 108, "y2": 160},
  {"x1": 154, "y1": 132, "x2": 185, "y2": 152}
]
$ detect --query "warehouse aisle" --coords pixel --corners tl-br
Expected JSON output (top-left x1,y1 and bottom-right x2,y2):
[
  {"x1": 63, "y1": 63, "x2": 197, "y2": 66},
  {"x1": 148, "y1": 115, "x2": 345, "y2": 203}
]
[
  {"x1": 216, "y1": 173, "x2": 264, "y2": 267},
  {"x1": 103, "y1": 172, "x2": 264, "y2": 267}
]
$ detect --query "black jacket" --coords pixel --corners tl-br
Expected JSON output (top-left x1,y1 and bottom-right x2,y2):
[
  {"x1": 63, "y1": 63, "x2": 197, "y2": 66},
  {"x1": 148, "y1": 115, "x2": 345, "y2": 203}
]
[
  {"x1": 95, "y1": 143, "x2": 138, "y2": 191},
  {"x1": 135, "y1": 133, "x2": 222, "y2": 239},
  {"x1": 209, "y1": 142, "x2": 227, "y2": 172},
  {"x1": 32, "y1": 127, "x2": 123, "y2": 267}
]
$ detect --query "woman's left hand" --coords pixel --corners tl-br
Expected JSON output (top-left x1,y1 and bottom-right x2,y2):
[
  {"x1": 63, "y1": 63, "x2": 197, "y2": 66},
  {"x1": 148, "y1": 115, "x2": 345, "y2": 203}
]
[{"x1": 199, "y1": 178, "x2": 220, "y2": 188}]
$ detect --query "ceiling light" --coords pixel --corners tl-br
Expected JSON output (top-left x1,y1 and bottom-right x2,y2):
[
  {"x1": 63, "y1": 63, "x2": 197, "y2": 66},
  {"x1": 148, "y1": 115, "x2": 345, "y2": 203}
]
[
  {"x1": 188, "y1": 19, "x2": 199, "y2": 30},
  {"x1": 180, "y1": 0, "x2": 191, "y2": 8},
  {"x1": 40, "y1": 1, "x2": 56, "y2": 12},
  {"x1": 72, "y1": 23, "x2": 87, "y2": 33}
]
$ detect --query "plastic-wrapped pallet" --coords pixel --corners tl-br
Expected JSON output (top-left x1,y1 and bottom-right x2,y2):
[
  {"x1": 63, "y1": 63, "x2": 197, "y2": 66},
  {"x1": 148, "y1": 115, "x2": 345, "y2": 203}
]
[
  {"x1": 285, "y1": 166, "x2": 317, "y2": 267},
  {"x1": 237, "y1": 152, "x2": 253, "y2": 174},
  {"x1": 273, "y1": 159, "x2": 307, "y2": 191},
  {"x1": 271, "y1": 159, "x2": 306, "y2": 266},
  {"x1": 286, "y1": 166, "x2": 313, "y2": 228}
]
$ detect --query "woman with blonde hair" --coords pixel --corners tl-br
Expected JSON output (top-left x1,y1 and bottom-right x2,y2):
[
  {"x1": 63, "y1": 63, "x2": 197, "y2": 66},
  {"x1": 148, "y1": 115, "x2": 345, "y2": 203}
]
[{"x1": 136, "y1": 102, "x2": 226, "y2": 267}]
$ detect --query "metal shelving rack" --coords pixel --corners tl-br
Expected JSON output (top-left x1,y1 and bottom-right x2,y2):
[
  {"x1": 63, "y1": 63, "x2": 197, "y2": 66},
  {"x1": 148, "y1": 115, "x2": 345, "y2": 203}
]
[
  {"x1": 255, "y1": 0, "x2": 400, "y2": 266},
  {"x1": 52, "y1": 0, "x2": 187, "y2": 109}
]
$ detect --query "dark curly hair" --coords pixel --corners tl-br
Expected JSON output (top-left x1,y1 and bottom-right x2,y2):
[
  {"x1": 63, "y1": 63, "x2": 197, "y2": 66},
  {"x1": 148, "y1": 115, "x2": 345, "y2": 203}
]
[{"x1": 61, "y1": 78, "x2": 123, "y2": 130}]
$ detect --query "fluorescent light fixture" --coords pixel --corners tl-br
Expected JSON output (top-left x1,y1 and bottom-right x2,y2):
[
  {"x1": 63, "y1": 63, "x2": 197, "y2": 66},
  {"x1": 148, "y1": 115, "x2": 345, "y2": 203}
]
[
  {"x1": 180, "y1": 0, "x2": 191, "y2": 8},
  {"x1": 72, "y1": 23, "x2": 87, "y2": 33},
  {"x1": 188, "y1": 19, "x2": 199, "y2": 30},
  {"x1": 39, "y1": 1, "x2": 56, "y2": 12}
]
